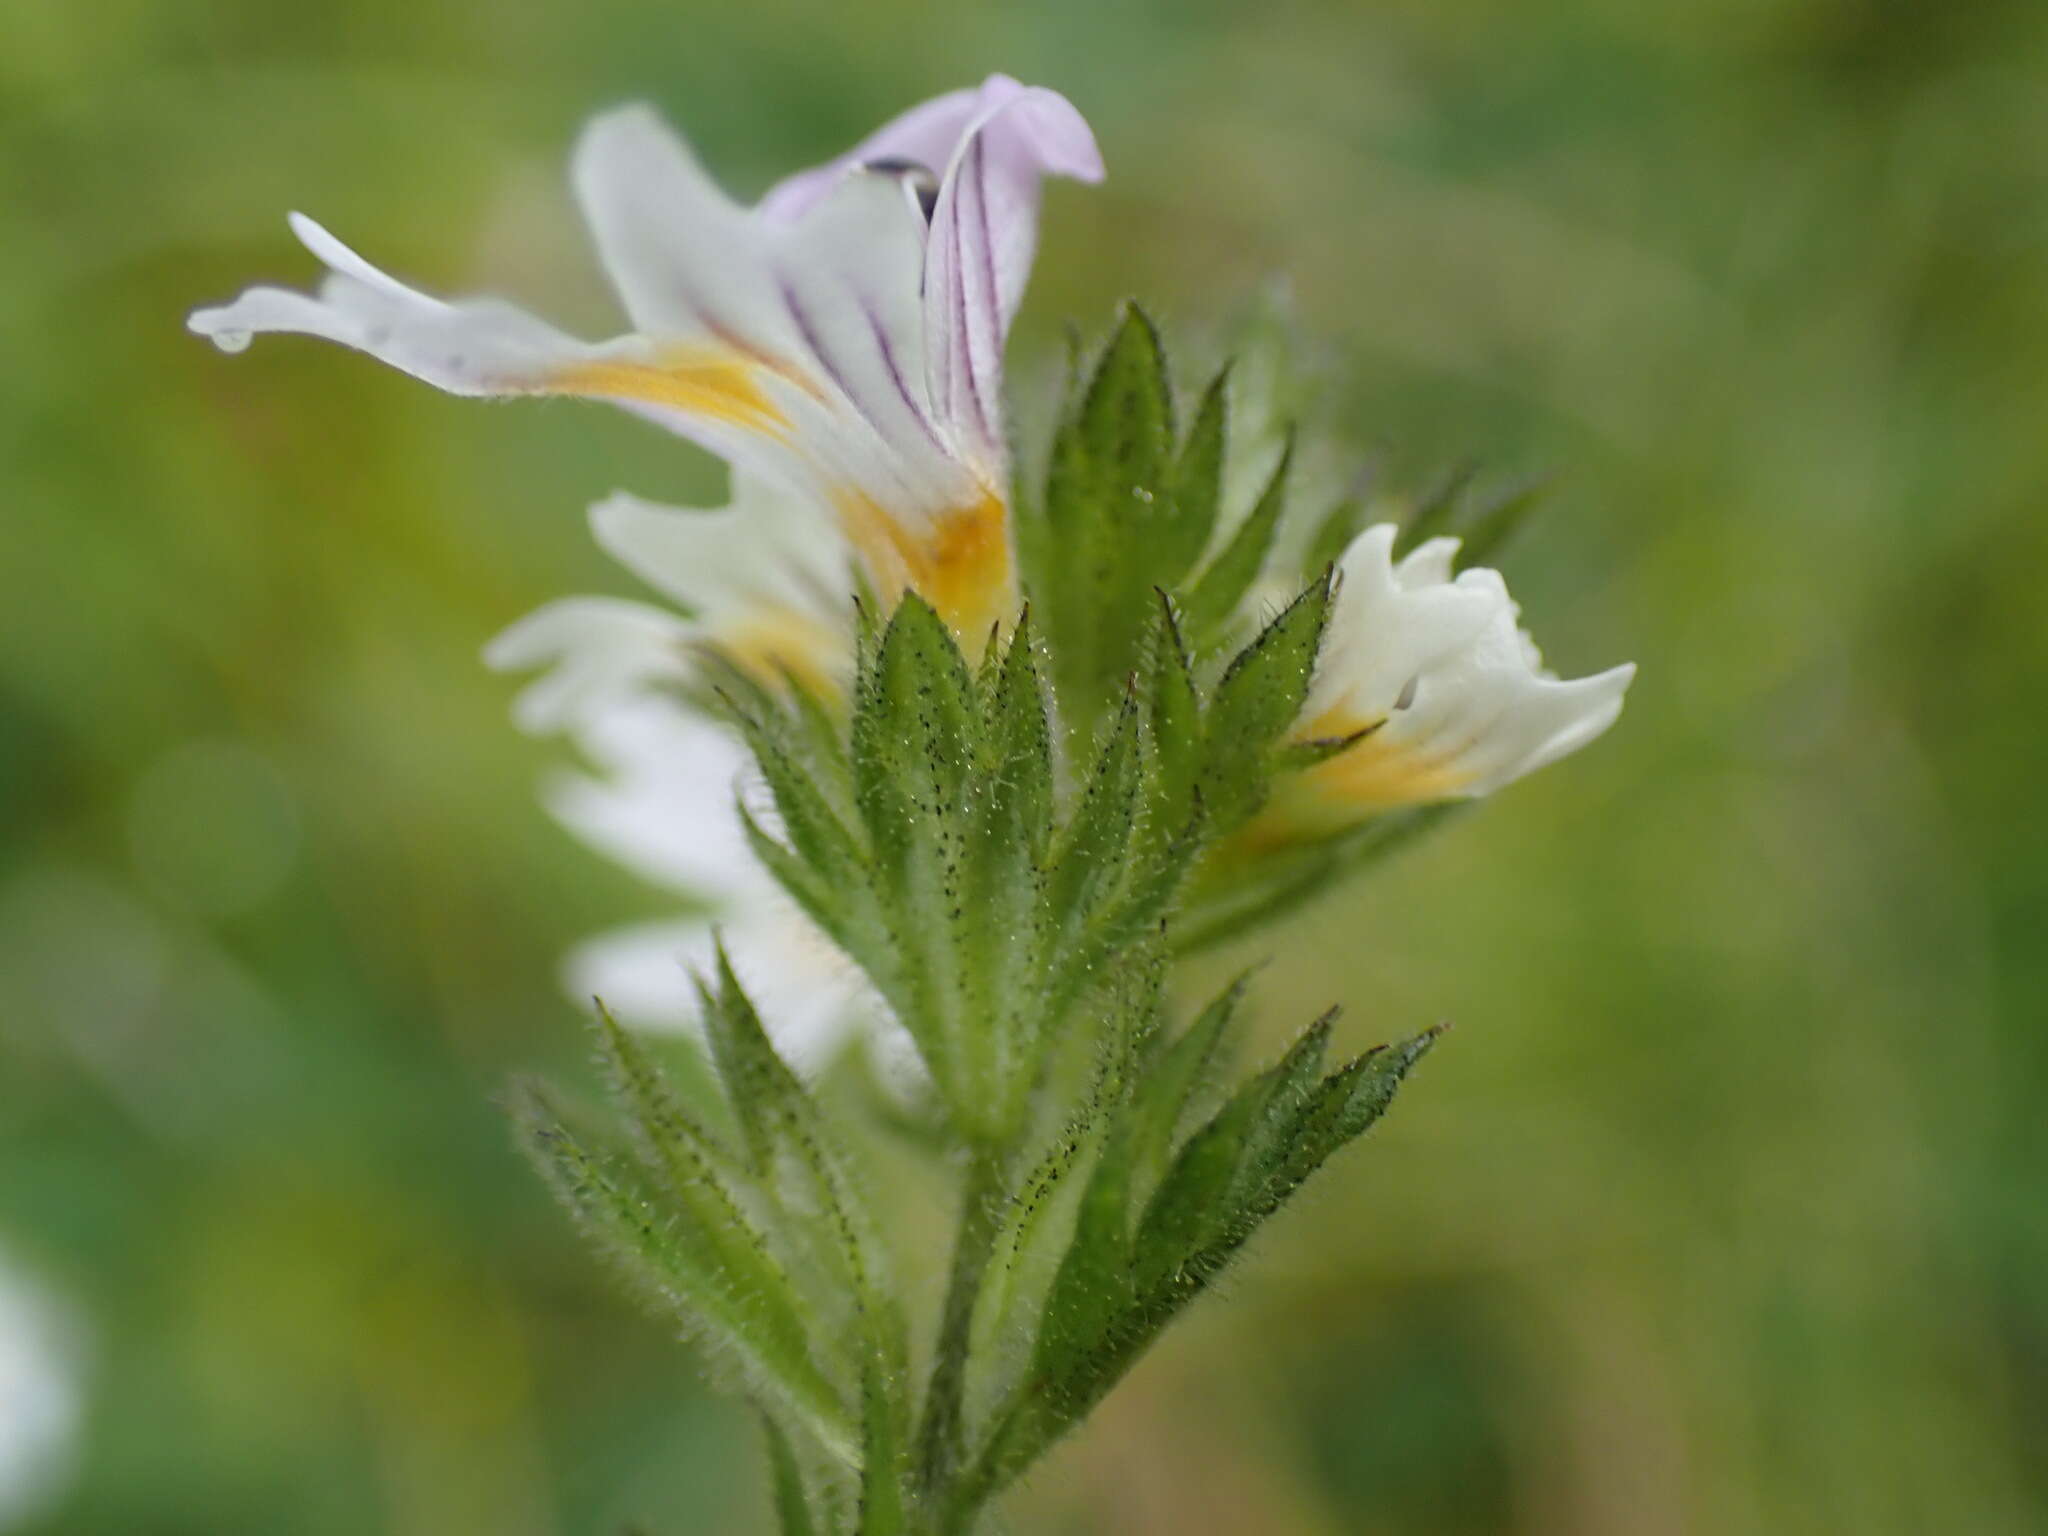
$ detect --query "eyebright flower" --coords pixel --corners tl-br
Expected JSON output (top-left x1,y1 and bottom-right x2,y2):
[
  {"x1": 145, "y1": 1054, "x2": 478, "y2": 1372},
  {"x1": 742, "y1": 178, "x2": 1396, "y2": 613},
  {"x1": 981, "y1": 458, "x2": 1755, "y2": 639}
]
[
  {"x1": 188, "y1": 75, "x2": 1104, "y2": 660},
  {"x1": 1283, "y1": 524, "x2": 1634, "y2": 820}
]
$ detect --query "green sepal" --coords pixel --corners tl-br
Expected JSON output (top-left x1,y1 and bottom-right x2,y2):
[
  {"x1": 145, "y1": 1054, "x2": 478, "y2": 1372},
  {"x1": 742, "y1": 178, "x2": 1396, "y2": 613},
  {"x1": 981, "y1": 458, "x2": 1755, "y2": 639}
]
[{"x1": 1272, "y1": 719, "x2": 1381, "y2": 775}]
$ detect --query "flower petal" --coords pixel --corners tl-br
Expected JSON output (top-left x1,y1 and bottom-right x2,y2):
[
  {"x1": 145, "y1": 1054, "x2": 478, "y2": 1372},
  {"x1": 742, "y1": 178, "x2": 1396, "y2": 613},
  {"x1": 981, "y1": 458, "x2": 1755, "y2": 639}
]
[
  {"x1": 562, "y1": 918, "x2": 722, "y2": 1032},
  {"x1": 921, "y1": 80, "x2": 1104, "y2": 467},
  {"x1": 189, "y1": 213, "x2": 595, "y2": 392},
  {"x1": 1305, "y1": 525, "x2": 1497, "y2": 725},
  {"x1": 188, "y1": 215, "x2": 799, "y2": 481},
  {"x1": 564, "y1": 912, "x2": 866, "y2": 1073},
  {"x1": 541, "y1": 697, "x2": 756, "y2": 898},
  {"x1": 757, "y1": 84, "x2": 989, "y2": 223},
  {"x1": 482, "y1": 595, "x2": 696, "y2": 733},
  {"x1": 589, "y1": 477, "x2": 851, "y2": 626},
  {"x1": 573, "y1": 104, "x2": 998, "y2": 525},
  {"x1": 1295, "y1": 525, "x2": 1633, "y2": 812}
]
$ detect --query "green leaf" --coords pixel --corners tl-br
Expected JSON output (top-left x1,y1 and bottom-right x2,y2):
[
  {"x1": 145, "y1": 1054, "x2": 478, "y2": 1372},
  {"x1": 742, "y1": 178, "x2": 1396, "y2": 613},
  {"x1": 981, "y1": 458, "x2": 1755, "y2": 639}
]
[
  {"x1": 763, "y1": 1414, "x2": 820, "y2": 1536},
  {"x1": 956, "y1": 618, "x2": 1057, "y2": 1116},
  {"x1": 1196, "y1": 569, "x2": 1333, "y2": 833},
  {"x1": 589, "y1": 1007, "x2": 826, "y2": 1377},
  {"x1": 1031, "y1": 304, "x2": 1182, "y2": 740},
  {"x1": 1044, "y1": 696, "x2": 1144, "y2": 941},
  {"x1": 1144, "y1": 592, "x2": 1202, "y2": 834},
  {"x1": 1272, "y1": 718, "x2": 1380, "y2": 775},
  {"x1": 1179, "y1": 430, "x2": 1292, "y2": 644},
  {"x1": 510, "y1": 1081, "x2": 857, "y2": 1466},
  {"x1": 1277, "y1": 1025, "x2": 1446, "y2": 1192},
  {"x1": 1031, "y1": 1109, "x2": 1137, "y2": 1390},
  {"x1": 1222, "y1": 1011, "x2": 1335, "y2": 1209},
  {"x1": 1158, "y1": 365, "x2": 1229, "y2": 584},
  {"x1": 1131, "y1": 1013, "x2": 1330, "y2": 1293},
  {"x1": 697, "y1": 954, "x2": 902, "y2": 1369},
  {"x1": 953, "y1": 1018, "x2": 1440, "y2": 1505},
  {"x1": 849, "y1": 594, "x2": 981, "y2": 1106},
  {"x1": 1070, "y1": 302, "x2": 1176, "y2": 483},
  {"x1": 857, "y1": 1355, "x2": 909, "y2": 1535},
  {"x1": 720, "y1": 686, "x2": 870, "y2": 911},
  {"x1": 1128, "y1": 973, "x2": 1249, "y2": 1204},
  {"x1": 964, "y1": 1107, "x2": 1108, "y2": 1409}
]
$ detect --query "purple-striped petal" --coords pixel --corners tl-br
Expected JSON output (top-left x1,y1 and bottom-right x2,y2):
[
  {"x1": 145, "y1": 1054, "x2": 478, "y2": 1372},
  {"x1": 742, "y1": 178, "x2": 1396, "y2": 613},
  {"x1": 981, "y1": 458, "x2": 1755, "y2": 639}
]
[{"x1": 922, "y1": 81, "x2": 1103, "y2": 467}]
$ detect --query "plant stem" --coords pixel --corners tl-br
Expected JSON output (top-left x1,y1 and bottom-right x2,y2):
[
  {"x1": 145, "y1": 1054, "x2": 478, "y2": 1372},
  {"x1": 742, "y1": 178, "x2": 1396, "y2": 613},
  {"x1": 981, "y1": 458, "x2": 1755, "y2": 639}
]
[{"x1": 912, "y1": 1144, "x2": 1008, "y2": 1520}]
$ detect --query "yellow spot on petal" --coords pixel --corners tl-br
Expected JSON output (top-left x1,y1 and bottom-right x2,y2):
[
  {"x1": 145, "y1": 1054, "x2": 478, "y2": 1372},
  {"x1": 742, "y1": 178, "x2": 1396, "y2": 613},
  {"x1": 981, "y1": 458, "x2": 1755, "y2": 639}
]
[
  {"x1": 836, "y1": 486, "x2": 1013, "y2": 641},
  {"x1": 1288, "y1": 705, "x2": 1475, "y2": 816},
  {"x1": 549, "y1": 348, "x2": 787, "y2": 433},
  {"x1": 712, "y1": 606, "x2": 845, "y2": 701}
]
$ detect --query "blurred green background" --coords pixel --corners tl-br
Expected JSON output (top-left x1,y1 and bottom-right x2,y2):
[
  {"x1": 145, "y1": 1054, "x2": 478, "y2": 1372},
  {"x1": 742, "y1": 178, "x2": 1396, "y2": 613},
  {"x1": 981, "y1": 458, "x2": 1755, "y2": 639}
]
[{"x1": 5, "y1": 0, "x2": 2046, "y2": 1531}]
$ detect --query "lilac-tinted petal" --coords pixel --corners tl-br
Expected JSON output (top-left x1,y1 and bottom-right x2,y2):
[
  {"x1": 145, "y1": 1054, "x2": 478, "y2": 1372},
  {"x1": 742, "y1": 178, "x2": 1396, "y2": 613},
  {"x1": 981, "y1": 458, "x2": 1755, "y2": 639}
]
[
  {"x1": 922, "y1": 84, "x2": 1104, "y2": 467},
  {"x1": 757, "y1": 83, "x2": 988, "y2": 223},
  {"x1": 574, "y1": 105, "x2": 993, "y2": 526}
]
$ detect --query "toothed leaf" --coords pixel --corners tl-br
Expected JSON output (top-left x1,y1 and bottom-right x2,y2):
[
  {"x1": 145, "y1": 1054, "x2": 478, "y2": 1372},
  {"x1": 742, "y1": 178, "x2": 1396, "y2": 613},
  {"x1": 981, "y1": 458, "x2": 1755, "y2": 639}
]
[{"x1": 1179, "y1": 432, "x2": 1292, "y2": 644}]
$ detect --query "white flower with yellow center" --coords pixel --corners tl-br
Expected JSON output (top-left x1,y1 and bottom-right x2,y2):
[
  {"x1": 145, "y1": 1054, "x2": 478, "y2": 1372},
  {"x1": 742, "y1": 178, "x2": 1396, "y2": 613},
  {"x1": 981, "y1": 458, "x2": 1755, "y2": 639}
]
[
  {"x1": 189, "y1": 75, "x2": 1104, "y2": 667},
  {"x1": 1285, "y1": 524, "x2": 1634, "y2": 819}
]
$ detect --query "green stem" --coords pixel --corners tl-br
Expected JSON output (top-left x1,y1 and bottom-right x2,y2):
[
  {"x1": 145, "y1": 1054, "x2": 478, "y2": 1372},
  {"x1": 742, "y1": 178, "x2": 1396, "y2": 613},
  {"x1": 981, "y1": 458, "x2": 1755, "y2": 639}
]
[{"x1": 912, "y1": 1145, "x2": 1008, "y2": 1516}]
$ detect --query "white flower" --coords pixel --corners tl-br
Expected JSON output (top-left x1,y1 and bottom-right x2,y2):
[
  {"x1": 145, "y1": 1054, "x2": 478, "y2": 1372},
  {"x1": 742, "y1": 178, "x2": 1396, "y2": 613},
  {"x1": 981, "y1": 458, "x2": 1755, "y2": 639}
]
[
  {"x1": 1286, "y1": 524, "x2": 1634, "y2": 817},
  {"x1": 543, "y1": 692, "x2": 875, "y2": 1070},
  {"x1": 189, "y1": 75, "x2": 1104, "y2": 667}
]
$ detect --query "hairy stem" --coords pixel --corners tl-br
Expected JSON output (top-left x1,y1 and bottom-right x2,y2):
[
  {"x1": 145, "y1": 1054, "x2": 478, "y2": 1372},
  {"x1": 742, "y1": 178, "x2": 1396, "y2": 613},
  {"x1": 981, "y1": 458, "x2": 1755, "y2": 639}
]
[{"x1": 913, "y1": 1145, "x2": 1009, "y2": 1517}]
